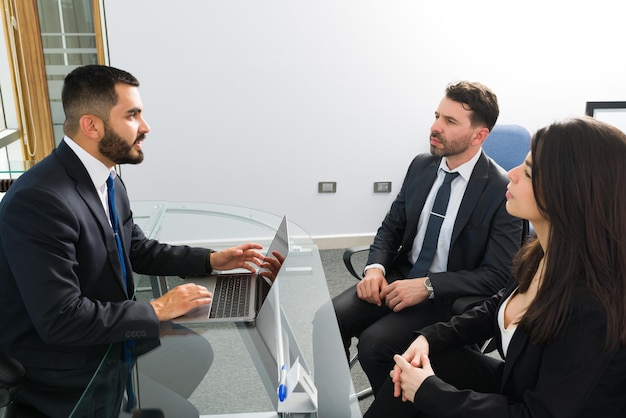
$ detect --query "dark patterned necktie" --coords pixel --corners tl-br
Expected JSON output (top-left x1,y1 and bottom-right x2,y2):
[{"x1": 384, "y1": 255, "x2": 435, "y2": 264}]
[{"x1": 409, "y1": 171, "x2": 459, "y2": 277}]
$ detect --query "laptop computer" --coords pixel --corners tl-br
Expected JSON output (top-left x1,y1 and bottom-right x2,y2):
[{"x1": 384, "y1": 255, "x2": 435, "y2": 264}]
[{"x1": 172, "y1": 215, "x2": 290, "y2": 324}]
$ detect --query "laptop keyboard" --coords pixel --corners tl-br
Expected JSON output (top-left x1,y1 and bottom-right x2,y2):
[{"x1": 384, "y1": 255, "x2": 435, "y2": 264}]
[{"x1": 210, "y1": 274, "x2": 251, "y2": 318}]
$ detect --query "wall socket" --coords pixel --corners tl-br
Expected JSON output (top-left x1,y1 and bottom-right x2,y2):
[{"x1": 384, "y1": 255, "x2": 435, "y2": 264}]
[
  {"x1": 374, "y1": 181, "x2": 392, "y2": 193},
  {"x1": 318, "y1": 181, "x2": 337, "y2": 193}
]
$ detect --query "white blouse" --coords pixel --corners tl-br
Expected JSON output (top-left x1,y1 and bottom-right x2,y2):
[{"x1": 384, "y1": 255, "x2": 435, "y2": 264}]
[{"x1": 497, "y1": 289, "x2": 519, "y2": 358}]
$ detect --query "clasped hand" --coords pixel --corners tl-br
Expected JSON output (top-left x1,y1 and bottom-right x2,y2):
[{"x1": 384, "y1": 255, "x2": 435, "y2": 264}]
[
  {"x1": 357, "y1": 269, "x2": 429, "y2": 311},
  {"x1": 391, "y1": 335, "x2": 434, "y2": 403}
]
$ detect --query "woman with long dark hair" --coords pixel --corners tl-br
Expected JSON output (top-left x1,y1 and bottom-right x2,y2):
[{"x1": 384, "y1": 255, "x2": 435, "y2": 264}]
[{"x1": 365, "y1": 116, "x2": 626, "y2": 417}]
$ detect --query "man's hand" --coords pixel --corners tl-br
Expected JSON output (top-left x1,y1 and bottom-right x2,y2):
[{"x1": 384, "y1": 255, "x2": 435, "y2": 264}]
[
  {"x1": 258, "y1": 250, "x2": 286, "y2": 283},
  {"x1": 149, "y1": 283, "x2": 212, "y2": 321},
  {"x1": 356, "y1": 268, "x2": 388, "y2": 306},
  {"x1": 380, "y1": 277, "x2": 429, "y2": 312},
  {"x1": 210, "y1": 243, "x2": 264, "y2": 272}
]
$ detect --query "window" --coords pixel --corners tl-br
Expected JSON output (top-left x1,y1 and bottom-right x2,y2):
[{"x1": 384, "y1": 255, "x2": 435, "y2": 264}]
[
  {"x1": 0, "y1": 0, "x2": 105, "y2": 177},
  {"x1": 0, "y1": 85, "x2": 6, "y2": 131},
  {"x1": 0, "y1": 3, "x2": 20, "y2": 179},
  {"x1": 38, "y1": 0, "x2": 103, "y2": 144}
]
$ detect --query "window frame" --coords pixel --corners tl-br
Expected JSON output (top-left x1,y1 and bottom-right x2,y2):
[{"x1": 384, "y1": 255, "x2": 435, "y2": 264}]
[{"x1": 0, "y1": 0, "x2": 107, "y2": 173}]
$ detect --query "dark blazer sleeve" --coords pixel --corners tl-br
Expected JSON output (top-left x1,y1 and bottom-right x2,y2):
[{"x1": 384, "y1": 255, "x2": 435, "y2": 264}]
[
  {"x1": 415, "y1": 291, "x2": 626, "y2": 418},
  {"x1": 114, "y1": 175, "x2": 210, "y2": 277}
]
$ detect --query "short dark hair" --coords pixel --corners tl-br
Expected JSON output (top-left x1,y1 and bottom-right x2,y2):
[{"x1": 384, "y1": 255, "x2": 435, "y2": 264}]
[
  {"x1": 62, "y1": 65, "x2": 140, "y2": 134},
  {"x1": 445, "y1": 81, "x2": 499, "y2": 130},
  {"x1": 517, "y1": 116, "x2": 626, "y2": 348}
]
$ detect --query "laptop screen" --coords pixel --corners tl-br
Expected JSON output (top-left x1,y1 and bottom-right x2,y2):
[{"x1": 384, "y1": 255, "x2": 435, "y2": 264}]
[{"x1": 256, "y1": 215, "x2": 290, "y2": 286}]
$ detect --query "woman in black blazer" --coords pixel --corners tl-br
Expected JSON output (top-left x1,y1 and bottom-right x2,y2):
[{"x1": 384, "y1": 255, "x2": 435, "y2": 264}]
[{"x1": 365, "y1": 117, "x2": 626, "y2": 418}]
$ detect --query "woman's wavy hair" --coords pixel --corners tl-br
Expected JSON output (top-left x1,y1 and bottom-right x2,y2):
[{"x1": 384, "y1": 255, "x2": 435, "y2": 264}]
[{"x1": 515, "y1": 117, "x2": 626, "y2": 349}]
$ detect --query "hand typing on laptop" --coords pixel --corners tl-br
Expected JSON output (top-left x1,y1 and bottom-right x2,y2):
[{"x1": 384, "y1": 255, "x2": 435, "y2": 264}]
[
  {"x1": 171, "y1": 216, "x2": 290, "y2": 324},
  {"x1": 150, "y1": 242, "x2": 265, "y2": 321},
  {"x1": 149, "y1": 283, "x2": 212, "y2": 321},
  {"x1": 208, "y1": 242, "x2": 265, "y2": 272}
]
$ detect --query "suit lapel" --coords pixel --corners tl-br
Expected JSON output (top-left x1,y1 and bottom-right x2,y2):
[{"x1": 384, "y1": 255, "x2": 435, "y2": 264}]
[
  {"x1": 56, "y1": 142, "x2": 130, "y2": 296},
  {"x1": 403, "y1": 158, "x2": 439, "y2": 249},
  {"x1": 500, "y1": 323, "x2": 531, "y2": 387},
  {"x1": 494, "y1": 283, "x2": 531, "y2": 387},
  {"x1": 450, "y1": 151, "x2": 489, "y2": 244}
]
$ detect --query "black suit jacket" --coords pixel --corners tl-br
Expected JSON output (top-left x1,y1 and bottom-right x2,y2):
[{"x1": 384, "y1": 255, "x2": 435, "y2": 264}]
[
  {"x1": 0, "y1": 141, "x2": 210, "y2": 417},
  {"x1": 368, "y1": 151, "x2": 523, "y2": 303},
  {"x1": 416, "y1": 282, "x2": 626, "y2": 417}
]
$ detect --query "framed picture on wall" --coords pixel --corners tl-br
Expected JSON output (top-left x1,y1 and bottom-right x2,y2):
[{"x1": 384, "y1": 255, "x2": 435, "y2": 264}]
[{"x1": 585, "y1": 101, "x2": 626, "y2": 134}]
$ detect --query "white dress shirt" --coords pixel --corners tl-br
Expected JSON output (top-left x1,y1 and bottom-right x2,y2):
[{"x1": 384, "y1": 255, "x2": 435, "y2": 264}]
[
  {"x1": 63, "y1": 135, "x2": 116, "y2": 221},
  {"x1": 408, "y1": 150, "x2": 481, "y2": 272}
]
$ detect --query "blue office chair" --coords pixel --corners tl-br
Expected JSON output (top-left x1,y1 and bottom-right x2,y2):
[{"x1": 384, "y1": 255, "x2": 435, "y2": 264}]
[
  {"x1": 482, "y1": 124, "x2": 531, "y2": 171},
  {"x1": 482, "y1": 123, "x2": 534, "y2": 236}
]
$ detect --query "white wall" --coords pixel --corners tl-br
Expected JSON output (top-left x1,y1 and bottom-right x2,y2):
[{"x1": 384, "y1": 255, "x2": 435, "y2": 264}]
[{"x1": 103, "y1": 0, "x2": 625, "y2": 242}]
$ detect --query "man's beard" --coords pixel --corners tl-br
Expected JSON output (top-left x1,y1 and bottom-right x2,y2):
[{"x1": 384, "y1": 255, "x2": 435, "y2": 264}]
[
  {"x1": 429, "y1": 132, "x2": 471, "y2": 158},
  {"x1": 99, "y1": 124, "x2": 145, "y2": 165}
]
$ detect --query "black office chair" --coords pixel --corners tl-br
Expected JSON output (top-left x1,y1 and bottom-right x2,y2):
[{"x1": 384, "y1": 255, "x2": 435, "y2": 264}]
[
  {"x1": 0, "y1": 352, "x2": 24, "y2": 418},
  {"x1": 0, "y1": 179, "x2": 16, "y2": 194}
]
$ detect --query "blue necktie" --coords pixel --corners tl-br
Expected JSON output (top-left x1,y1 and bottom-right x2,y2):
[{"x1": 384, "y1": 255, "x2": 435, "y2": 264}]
[
  {"x1": 106, "y1": 173, "x2": 136, "y2": 411},
  {"x1": 106, "y1": 174, "x2": 129, "y2": 293},
  {"x1": 409, "y1": 171, "x2": 460, "y2": 278}
]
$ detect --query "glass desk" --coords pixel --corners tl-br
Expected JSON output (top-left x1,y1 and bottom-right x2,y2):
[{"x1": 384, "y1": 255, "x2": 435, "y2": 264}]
[{"x1": 70, "y1": 202, "x2": 362, "y2": 418}]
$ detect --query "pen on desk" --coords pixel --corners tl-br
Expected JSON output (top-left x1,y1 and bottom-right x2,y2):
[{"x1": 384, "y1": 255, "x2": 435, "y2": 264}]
[
  {"x1": 278, "y1": 363, "x2": 287, "y2": 402},
  {"x1": 274, "y1": 279, "x2": 288, "y2": 402}
]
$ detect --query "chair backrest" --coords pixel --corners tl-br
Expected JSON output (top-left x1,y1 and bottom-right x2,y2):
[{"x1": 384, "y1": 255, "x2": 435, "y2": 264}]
[
  {"x1": 483, "y1": 124, "x2": 531, "y2": 171},
  {"x1": 0, "y1": 351, "x2": 24, "y2": 414},
  {"x1": 0, "y1": 179, "x2": 16, "y2": 204},
  {"x1": 0, "y1": 179, "x2": 16, "y2": 193}
]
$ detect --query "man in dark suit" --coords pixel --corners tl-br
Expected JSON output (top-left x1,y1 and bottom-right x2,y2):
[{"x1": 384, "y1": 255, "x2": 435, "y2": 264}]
[
  {"x1": 0, "y1": 65, "x2": 266, "y2": 418},
  {"x1": 332, "y1": 81, "x2": 524, "y2": 395}
]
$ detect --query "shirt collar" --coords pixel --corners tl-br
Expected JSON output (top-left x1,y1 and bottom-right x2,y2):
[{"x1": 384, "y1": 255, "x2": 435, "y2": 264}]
[
  {"x1": 439, "y1": 148, "x2": 482, "y2": 182},
  {"x1": 63, "y1": 135, "x2": 114, "y2": 192}
]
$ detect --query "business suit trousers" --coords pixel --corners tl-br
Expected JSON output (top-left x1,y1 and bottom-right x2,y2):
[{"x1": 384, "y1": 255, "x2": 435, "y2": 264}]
[
  {"x1": 332, "y1": 283, "x2": 453, "y2": 395},
  {"x1": 364, "y1": 346, "x2": 503, "y2": 418}
]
